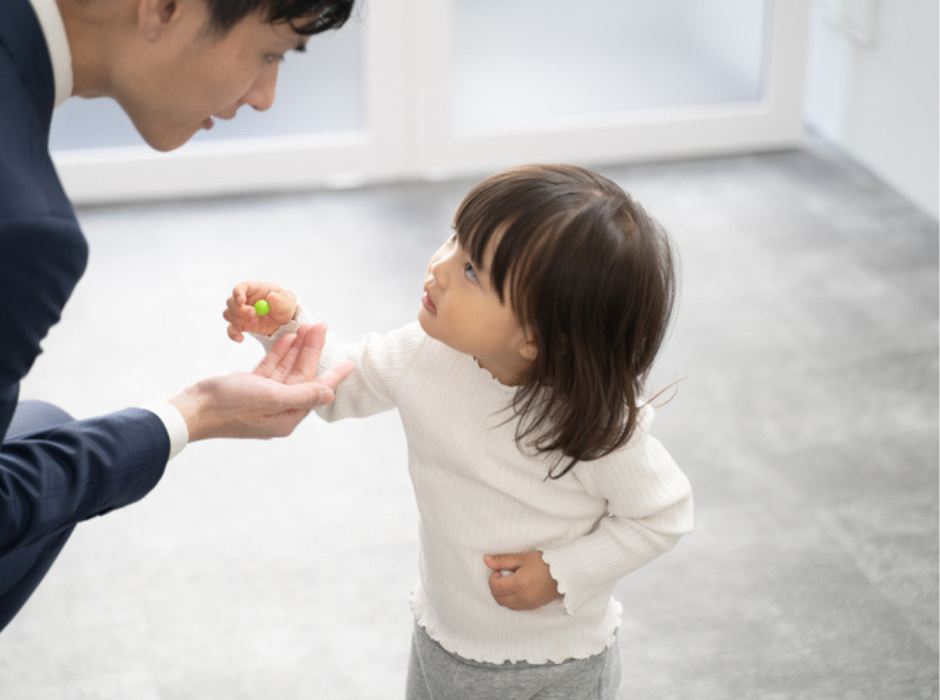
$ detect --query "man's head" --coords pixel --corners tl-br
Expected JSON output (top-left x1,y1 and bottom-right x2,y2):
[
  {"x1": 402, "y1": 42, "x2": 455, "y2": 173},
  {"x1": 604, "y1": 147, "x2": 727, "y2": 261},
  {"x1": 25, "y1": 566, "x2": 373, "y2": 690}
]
[
  {"x1": 201, "y1": 0, "x2": 353, "y2": 37},
  {"x1": 66, "y1": 0, "x2": 354, "y2": 151}
]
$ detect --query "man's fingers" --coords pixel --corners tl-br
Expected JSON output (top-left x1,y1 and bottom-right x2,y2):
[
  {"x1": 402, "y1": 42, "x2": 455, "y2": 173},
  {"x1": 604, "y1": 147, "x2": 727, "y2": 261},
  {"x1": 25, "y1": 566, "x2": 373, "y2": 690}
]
[
  {"x1": 274, "y1": 381, "x2": 334, "y2": 411},
  {"x1": 271, "y1": 324, "x2": 315, "y2": 383},
  {"x1": 263, "y1": 324, "x2": 327, "y2": 383},
  {"x1": 309, "y1": 361, "x2": 356, "y2": 391},
  {"x1": 253, "y1": 331, "x2": 298, "y2": 378},
  {"x1": 285, "y1": 323, "x2": 328, "y2": 383},
  {"x1": 251, "y1": 324, "x2": 351, "y2": 401}
]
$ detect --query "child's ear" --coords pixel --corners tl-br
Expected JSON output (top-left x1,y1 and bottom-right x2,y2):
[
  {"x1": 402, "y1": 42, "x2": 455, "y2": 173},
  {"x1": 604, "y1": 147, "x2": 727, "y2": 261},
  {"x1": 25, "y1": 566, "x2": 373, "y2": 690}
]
[{"x1": 519, "y1": 339, "x2": 538, "y2": 362}]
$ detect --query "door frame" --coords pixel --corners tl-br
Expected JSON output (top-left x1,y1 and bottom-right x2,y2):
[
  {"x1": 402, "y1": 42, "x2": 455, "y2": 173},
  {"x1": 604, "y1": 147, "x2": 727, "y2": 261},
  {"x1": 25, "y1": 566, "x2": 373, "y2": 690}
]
[{"x1": 54, "y1": 0, "x2": 810, "y2": 205}]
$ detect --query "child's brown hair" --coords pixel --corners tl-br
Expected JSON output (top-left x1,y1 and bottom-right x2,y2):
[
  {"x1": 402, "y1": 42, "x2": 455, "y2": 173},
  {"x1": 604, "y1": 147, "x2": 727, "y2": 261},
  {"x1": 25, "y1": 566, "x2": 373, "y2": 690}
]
[{"x1": 454, "y1": 164, "x2": 676, "y2": 478}]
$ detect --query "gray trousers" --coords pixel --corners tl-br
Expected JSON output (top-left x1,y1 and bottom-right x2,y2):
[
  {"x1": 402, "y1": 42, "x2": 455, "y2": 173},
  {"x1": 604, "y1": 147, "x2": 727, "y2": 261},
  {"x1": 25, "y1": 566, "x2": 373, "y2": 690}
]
[{"x1": 406, "y1": 623, "x2": 622, "y2": 700}]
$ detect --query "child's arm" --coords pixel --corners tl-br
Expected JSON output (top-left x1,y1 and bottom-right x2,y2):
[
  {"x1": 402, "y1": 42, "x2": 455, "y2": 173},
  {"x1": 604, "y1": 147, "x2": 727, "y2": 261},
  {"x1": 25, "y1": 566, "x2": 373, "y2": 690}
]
[
  {"x1": 487, "y1": 410, "x2": 693, "y2": 615},
  {"x1": 224, "y1": 281, "x2": 426, "y2": 421},
  {"x1": 540, "y1": 424, "x2": 693, "y2": 616},
  {"x1": 311, "y1": 324, "x2": 425, "y2": 422}
]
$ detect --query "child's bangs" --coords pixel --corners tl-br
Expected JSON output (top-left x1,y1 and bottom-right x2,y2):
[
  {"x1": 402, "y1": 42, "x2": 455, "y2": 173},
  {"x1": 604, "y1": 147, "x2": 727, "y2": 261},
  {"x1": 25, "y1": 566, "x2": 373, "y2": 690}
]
[{"x1": 454, "y1": 177, "x2": 565, "y2": 308}]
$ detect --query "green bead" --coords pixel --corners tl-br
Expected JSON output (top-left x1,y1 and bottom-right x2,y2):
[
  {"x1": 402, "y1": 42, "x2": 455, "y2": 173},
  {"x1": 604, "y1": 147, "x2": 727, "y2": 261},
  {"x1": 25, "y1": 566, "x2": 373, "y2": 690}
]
[{"x1": 254, "y1": 299, "x2": 271, "y2": 316}]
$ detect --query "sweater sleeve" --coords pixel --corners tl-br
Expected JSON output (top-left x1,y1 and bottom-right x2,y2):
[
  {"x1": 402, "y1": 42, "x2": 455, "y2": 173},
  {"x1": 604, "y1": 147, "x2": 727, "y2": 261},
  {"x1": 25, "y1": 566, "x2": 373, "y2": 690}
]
[
  {"x1": 540, "y1": 408, "x2": 693, "y2": 616},
  {"x1": 314, "y1": 323, "x2": 426, "y2": 422},
  {"x1": 250, "y1": 307, "x2": 426, "y2": 421}
]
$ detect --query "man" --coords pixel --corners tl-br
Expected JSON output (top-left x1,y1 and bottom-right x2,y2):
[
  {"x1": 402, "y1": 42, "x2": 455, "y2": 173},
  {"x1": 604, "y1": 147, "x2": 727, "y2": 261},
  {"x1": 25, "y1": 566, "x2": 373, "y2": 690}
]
[{"x1": 0, "y1": 0, "x2": 355, "y2": 632}]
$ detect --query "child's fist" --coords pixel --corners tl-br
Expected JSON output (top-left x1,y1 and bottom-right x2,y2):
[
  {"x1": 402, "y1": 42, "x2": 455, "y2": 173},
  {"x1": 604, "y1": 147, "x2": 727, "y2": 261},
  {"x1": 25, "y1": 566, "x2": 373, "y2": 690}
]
[
  {"x1": 224, "y1": 281, "x2": 298, "y2": 342},
  {"x1": 484, "y1": 552, "x2": 561, "y2": 611}
]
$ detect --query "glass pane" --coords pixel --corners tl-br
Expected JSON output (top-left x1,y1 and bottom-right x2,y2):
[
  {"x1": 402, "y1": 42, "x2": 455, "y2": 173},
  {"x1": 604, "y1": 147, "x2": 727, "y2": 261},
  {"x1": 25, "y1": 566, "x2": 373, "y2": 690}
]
[
  {"x1": 50, "y1": 20, "x2": 362, "y2": 151},
  {"x1": 453, "y1": 0, "x2": 767, "y2": 127}
]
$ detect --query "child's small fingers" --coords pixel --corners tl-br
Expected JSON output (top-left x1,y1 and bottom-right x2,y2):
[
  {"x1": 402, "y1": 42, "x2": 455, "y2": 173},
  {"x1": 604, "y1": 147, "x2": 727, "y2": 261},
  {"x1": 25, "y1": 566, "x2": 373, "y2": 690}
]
[
  {"x1": 267, "y1": 293, "x2": 285, "y2": 319},
  {"x1": 485, "y1": 554, "x2": 519, "y2": 573},
  {"x1": 226, "y1": 325, "x2": 244, "y2": 343},
  {"x1": 489, "y1": 585, "x2": 517, "y2": 609},
  {"x1": 488, "y1": 569, "x2": 516, "y2": 595},
  {"x1": 269, "y1": 293, "x2": 297, "y2": 325},
  {"x1": 232, "y1": 282, "x2": 252, "y2": 306},
  {"x1": 223, "y1": 307, "x2": 252, "y2": 329}
]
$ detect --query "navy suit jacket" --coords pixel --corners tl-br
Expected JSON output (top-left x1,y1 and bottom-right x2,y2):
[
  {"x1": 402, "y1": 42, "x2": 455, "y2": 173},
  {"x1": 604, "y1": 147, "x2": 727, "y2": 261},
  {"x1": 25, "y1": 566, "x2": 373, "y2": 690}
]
[{"x1": 0, "y1": 0, "x2": 170, "y2": 629}]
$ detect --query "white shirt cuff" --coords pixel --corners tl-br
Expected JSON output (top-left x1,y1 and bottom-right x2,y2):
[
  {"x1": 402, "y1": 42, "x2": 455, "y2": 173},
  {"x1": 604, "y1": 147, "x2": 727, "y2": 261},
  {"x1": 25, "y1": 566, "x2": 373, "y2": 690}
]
[{"x1": 142, "y1": 401, "x2": 189, "y2": 461}]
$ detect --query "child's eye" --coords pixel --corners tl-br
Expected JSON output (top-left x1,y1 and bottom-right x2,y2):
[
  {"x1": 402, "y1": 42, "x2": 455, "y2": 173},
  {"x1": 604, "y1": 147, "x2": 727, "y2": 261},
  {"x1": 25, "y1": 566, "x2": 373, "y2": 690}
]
[
  {"x1": 266, "y1": 54, "x2": 286, "y2": 65},
  {"x1": 464, "y1": 263, "x2": 478, "y2": 283},
  {"x1": 447, "y1": 233, "x2": 457, "y2": 245}
]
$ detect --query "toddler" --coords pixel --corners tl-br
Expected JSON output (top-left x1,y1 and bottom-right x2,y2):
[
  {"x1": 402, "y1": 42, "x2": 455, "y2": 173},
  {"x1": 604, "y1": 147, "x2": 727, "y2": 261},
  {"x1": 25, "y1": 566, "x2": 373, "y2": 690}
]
[{"x1": 224, "y1": 164, "x2": 693, "y2": 699}]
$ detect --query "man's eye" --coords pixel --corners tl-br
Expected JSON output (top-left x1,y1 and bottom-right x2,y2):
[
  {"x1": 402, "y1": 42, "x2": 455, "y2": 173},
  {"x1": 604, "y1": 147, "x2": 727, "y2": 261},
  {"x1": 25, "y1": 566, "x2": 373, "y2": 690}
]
[{"x1": 464, "y1": 263, "x2": 478, "y2": 282}]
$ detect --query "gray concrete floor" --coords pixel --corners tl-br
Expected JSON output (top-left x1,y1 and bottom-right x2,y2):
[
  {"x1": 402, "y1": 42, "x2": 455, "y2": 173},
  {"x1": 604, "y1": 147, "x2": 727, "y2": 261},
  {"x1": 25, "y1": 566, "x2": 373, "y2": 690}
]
[{"x1": 1, "y1": 138, "x2": 937, "y2": 698}]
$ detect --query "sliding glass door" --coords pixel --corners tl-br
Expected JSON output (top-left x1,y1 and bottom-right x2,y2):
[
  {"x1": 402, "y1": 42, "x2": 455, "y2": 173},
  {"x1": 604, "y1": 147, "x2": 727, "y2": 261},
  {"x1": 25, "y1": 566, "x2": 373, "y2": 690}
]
[
  {"x1": 52, "y1": 0, "x2": 809, "y2": 204},
  {"x1": 412, "y1": 0, "x2": 808, "y2": 174}
]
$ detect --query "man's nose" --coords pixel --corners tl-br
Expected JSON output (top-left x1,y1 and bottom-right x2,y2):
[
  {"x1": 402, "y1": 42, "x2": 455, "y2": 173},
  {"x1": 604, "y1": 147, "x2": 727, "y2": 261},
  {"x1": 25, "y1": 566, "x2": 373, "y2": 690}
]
[{"x1": 245, "y1": 62, "x2": 280, "y2": 112}]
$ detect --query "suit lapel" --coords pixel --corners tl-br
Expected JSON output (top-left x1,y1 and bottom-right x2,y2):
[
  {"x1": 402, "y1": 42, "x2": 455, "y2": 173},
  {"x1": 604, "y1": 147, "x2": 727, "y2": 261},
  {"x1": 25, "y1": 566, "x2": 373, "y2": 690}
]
[{"x1": 0, "y1": 0, "x2": 56, "y2": 132}]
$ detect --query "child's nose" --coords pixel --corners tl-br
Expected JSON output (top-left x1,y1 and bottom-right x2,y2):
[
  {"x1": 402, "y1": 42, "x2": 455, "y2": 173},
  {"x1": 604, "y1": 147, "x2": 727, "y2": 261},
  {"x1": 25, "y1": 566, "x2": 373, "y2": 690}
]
[
  {"x1": 430, "y1": 258, "x2": 446, "y2": 285},
  {"x1": 429, "y1": 251, "x2": 453, "y2": 284}
]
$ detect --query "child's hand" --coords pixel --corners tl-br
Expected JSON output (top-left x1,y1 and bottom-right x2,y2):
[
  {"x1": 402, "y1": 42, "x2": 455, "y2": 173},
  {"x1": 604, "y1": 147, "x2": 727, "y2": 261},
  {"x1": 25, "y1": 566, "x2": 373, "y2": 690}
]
[
  {"x1": 224, "y1": 280, "x2": 298, "y2": 342},
  {"x1": 484, "y1": 551, "x2": 561, "y2": 611}
]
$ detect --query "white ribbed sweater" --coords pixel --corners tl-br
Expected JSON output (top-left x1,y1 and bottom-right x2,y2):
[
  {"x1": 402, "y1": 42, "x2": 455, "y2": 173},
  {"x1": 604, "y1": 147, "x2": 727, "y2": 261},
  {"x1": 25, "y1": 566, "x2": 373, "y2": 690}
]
[{"x1": 259, "y1": 320, "x2": 693, "y2": 665}]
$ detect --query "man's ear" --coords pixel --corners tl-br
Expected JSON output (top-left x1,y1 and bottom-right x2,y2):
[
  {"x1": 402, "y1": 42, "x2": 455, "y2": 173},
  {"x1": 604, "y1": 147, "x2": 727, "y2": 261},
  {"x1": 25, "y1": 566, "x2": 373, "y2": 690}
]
[
  {"x1": 519, "y1": 339, "x2": 538, "y2": 362},
  {"x1": 138, "y1": 0, "x2": 180, "y2": 38}
]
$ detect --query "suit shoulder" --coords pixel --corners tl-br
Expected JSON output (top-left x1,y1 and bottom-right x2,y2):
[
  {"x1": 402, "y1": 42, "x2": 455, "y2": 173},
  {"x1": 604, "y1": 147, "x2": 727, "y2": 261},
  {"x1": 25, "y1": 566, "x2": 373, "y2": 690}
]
[{"x1": 0, "y1": 53, "x2": 74, "y2": 221}]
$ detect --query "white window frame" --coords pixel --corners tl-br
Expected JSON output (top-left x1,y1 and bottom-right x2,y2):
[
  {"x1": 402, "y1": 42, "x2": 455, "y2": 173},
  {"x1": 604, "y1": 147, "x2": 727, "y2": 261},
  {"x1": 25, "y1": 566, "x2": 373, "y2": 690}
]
[
  {"x1": 53, "y1": 0, "x2": 409, "y2": 204},
  {"x1": 54, "y1": 0, "x2": 810, "y2": 205},
  {"x1": 409, "y1": 0, "x2": 811, "y2": 177}
]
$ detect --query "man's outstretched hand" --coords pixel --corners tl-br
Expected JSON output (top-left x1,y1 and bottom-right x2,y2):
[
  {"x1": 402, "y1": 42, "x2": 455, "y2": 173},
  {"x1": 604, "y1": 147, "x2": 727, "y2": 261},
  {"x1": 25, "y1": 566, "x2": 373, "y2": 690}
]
[{"x1": 169, "y1": 323, "x2": 354, "y2": 442}]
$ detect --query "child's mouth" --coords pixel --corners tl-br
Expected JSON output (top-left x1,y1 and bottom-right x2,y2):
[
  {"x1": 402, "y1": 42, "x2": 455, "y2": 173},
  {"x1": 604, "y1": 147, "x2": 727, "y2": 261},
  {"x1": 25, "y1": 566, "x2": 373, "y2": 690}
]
[{"x1": 422, "y1": 291, "x2": 437, "y2": 314}]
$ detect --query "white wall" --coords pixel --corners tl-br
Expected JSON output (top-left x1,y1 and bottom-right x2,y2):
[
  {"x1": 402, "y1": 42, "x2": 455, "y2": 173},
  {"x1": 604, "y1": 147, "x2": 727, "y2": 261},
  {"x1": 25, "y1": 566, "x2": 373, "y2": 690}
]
[{"x1": 804, "y1": 0, "x2": 939, "y2": 219}]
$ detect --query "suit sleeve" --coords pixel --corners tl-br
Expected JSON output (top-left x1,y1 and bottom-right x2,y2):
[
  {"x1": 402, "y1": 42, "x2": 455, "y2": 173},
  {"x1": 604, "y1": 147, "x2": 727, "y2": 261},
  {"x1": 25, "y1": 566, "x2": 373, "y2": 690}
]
[
  {"x1": 0, "y1": 217, "x2": 170, "y2": 555},
  {"x1": 0, "y1": 410, "x2": 169, "y2": 555}
]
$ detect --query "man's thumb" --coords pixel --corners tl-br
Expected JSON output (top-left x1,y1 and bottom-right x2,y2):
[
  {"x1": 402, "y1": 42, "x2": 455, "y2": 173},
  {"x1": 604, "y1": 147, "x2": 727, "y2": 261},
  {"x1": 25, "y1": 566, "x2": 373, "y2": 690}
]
[{"x1": 279, "y1": 383, "x2": 332, "y2": 410}]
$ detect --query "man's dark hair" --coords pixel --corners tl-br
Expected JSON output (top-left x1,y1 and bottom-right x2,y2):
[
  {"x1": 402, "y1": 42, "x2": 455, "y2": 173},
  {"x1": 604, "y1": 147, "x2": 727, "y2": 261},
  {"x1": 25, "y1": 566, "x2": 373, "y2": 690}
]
[{"x1": 204, "y1": 0, "x2": 355, "y2": 36}]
